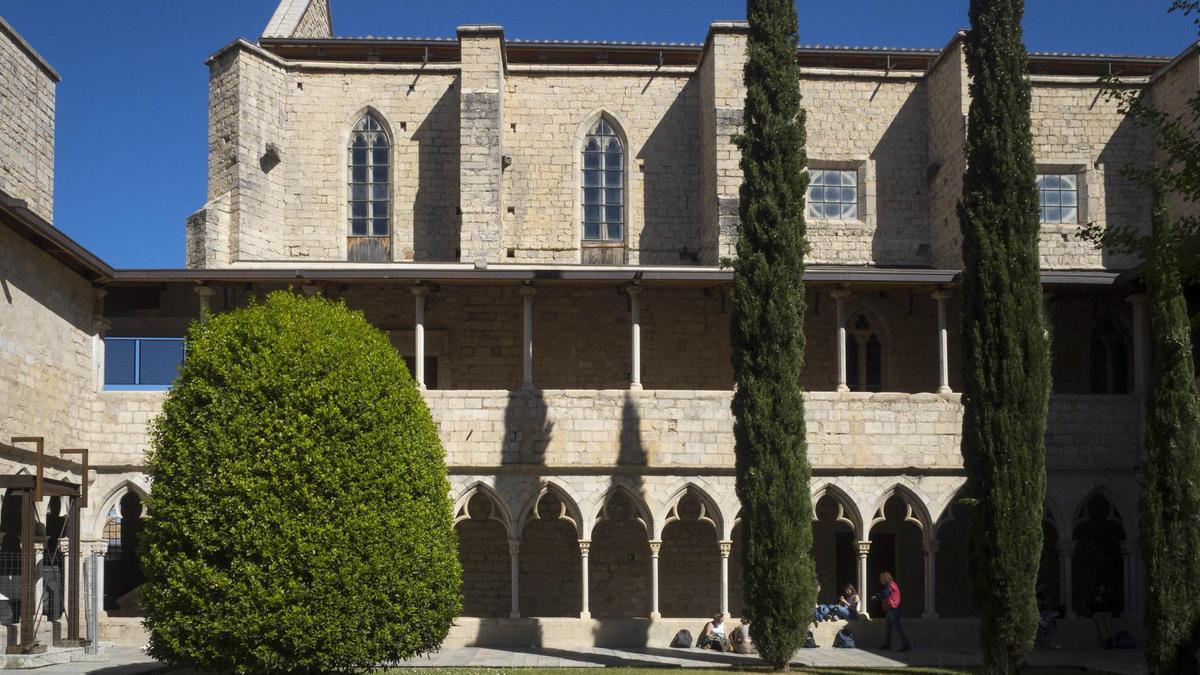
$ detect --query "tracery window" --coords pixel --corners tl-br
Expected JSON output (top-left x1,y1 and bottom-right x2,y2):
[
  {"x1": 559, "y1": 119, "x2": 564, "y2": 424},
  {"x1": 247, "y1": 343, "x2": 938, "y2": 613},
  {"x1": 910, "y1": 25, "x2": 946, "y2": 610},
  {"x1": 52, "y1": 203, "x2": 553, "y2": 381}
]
[
  {"x1": 348, "y1": 114, "x2": 390, "y2": 237},
  {"x1": 581, "y1": 118, "x2": 624, "y2": 243},
  {"x1": 1037, "y1": 173, "x2": 1078, "y2": 224},
  {"x1": 846, "y1": 313, "x2": 883, "y2": 392},
  {"x1": 1089, "y1": 319, "x2": 1130, "y2": 394},
  {"x1": 807, "y1": 169, "x2": 858, "y2": 220}
]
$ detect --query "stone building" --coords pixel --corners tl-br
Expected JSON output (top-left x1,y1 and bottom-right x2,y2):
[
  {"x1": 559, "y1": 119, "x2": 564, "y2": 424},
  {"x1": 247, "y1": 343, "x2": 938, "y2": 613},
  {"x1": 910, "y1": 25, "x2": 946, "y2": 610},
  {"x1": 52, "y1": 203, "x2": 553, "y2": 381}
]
[{"x1": 2, "y1": 0, "x2": 1197, "y2": 648}]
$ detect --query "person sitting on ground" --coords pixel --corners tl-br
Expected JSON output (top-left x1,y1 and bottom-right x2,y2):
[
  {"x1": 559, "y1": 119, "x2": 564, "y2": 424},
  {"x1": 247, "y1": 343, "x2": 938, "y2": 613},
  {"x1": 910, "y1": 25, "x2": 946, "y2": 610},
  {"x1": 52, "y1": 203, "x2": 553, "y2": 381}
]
[
  {"x1": 1035, "y1": 586, "x2": 1063, "y2": 649},
  {"x1": 1088, "y1": 584, "x2": 1116, "y2": 649},
  {"x1": 834, "y1": 584, "x2": 860, "y2": 620},
  {"x1": 697, "y1": 612, "x2": 731, "y2": 652},
  {"x1": 731, "y1": 616, "x2": 755, "y2": 654}
]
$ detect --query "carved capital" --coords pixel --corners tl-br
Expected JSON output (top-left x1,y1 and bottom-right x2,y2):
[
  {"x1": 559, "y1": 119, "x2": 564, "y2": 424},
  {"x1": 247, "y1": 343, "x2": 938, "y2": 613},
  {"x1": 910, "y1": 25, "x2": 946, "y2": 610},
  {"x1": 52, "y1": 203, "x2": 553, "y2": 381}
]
[
  {"x1": 300, "y1": 284, "x2": 323, "y2": 298},
  {"x1": 194, "y1": 286, "x2": 215, "y2": 300},
  {"x1": 519, "y1": 285, "x2": 536, "y2": 298},
  {"x1": 856, "y1": 540, "x2": 871, "y2": 556},
  {"x1": 508, "y1": 539, "x2": 520, "y2": 557},
  {"x1": 830, "y1": 288, "x2": 851, "y2": 302},
  {"x1": 625, "y1": 285, "x2": 642, "y2": 299},
  {"x1": 649, "y1": 540, "x2": 662, "y2": 557},
  {"x1": 578, "y1": 540, "x2": 591, "y2": 557},
  {"x1": 931, "y1": 289, "x2": 951, "y2": 303},
  {"x1": 719, "y1": 540, "x2": 732, "y2": 557},
  {"x1": 410, "y1": 285, "x2": 430, "y2": 298}
]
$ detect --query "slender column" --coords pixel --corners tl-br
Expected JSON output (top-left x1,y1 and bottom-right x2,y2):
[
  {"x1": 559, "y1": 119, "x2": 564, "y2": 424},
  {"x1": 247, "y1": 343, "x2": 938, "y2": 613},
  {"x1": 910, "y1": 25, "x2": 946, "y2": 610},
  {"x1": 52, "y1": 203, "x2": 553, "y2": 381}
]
[
  {"x1": 832, "y1": 289, "x2": 850, "y2": 392},
  {"x1": 520, "y1": 286, "x2": 535, "y2": 389},
  {"x1": 627, "y1": 286, "x2": 642, "y2": 390},
  {"x1": 508, "y1": 539, "x2": 521, "y2": 618},
  {"x1": 411, "y1": 286, "x2": 428, "y2": 389},
  {"x1": 1120, "y1": 542, "x2": 1133, "y2": 615},
  {"x1": 719, "y1": 540, "x2": 732, "y2": 615},
  {"x1": 856, "y1": 540, "x2": 871, "y2": 619},
  {"x1": 932, "y1": 290, "x2": 952, "y2": 393},
  {"x1": 579, "y1": 540, "x2": 591, "y2": 619},
  {"x1": 194, "y1": 286, "x2": 215, "y2": 324},
  {"x1": 922, "y1": 540, "x2": 938, "y2": 618},
  {"x1": 649, "y1": 540, "x2": 662, "y2": 619},
  {"x1": 1058, "y1": 541, "x2": 1075, "y2": 618},
  {"x1": 33, "y1": 541, "x2": 44, "y2": 639},
  {"x1": 57, "y1": 539, "x2": 72, "y2": 639},
  {"x1": 1127, "y1": 294, "x2": 1146, "y2": 393}
]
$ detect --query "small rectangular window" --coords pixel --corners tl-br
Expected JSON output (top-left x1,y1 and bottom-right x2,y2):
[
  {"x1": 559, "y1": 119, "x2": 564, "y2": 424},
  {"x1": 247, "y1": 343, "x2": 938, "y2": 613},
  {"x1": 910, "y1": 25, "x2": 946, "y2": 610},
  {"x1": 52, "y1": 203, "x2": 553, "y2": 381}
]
[
  {"x1": 104, "y1": 337, "x2": 186, "y2": 390},
  {"x1": 807, "y1": 169, "x2": 858, "y2": 221},
  {"x1": 1037, "y1": 173, "x2": 1078, "y2": 224}
]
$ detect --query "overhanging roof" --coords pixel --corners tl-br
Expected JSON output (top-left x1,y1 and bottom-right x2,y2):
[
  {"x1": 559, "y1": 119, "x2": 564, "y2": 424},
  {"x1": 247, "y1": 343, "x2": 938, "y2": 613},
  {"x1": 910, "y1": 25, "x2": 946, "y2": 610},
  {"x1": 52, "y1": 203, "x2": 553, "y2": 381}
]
[{"x1": 0, "y1": 191, "x2": 115, "y2": 282}]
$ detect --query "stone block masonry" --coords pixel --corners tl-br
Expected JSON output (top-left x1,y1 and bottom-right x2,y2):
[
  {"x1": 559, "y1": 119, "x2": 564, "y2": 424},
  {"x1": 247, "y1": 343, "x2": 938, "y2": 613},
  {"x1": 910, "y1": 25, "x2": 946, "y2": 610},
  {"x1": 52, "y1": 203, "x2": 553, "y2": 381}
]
[{"x1": 0, "y1": 17, "x2": 56, "y2": 223}]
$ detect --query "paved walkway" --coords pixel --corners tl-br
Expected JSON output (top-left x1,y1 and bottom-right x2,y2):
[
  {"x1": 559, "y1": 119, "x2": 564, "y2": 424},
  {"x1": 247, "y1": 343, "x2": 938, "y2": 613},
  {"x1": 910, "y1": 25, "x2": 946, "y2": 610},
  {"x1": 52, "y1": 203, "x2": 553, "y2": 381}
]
[
  {"x1": 20, "y1": 646, "x2": 161, "y2": 675},
  {"x1": 395, "y1": 645, "x2": 1147, "y2": 673}
]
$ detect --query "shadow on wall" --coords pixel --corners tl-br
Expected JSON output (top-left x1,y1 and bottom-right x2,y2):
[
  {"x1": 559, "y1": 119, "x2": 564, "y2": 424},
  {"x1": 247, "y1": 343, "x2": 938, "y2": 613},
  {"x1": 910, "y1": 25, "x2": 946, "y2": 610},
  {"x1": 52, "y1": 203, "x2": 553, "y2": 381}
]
[
  {"x1": 639, "y1": 79, "x2": 702, "y2": 265},
  {"x1": 412, "y1": 82, "x2": 461, "y2": 262},
  {"x1": 1097, "y1": 111, "x2": 1153, "y2": 270},
  {"x1": 872, "y1": 87, "x2": 930, "y2": 267}
]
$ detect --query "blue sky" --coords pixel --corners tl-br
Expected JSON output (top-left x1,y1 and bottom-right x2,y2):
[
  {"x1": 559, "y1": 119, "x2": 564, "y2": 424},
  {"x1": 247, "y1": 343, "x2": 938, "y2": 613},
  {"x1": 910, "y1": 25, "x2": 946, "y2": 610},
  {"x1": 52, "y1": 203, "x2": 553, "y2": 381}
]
[{"x1": 3, "y1": 1, "x2": 1196, "y2": 268}]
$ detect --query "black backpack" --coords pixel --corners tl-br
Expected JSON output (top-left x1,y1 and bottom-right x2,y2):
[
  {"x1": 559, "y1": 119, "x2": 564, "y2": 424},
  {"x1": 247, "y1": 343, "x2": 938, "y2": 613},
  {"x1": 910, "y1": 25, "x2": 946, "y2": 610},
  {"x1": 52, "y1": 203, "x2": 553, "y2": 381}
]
[
  {"x1": 1114, "y1": 630, "x2": 1136, "y2": 649},
  {"x1": 803, "y1": 630, "x2": 819, "y2": 648},
  {"x1": 671, "y1": 629, "x2": 693, "y2": 648},
  {"x1": 833, "y1": 629, "x2": 856, "y2": 648}
]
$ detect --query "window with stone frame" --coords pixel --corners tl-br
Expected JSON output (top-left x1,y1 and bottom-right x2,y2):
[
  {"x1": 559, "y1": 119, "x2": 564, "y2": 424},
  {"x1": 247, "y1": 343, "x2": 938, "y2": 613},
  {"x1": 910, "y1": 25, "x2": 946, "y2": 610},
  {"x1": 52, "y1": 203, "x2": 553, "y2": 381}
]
[
  {"x1": 1037, "y1": 173, "x2": 1079, "y2": 224},
  {"x1": 581, "y1": 118, "x2": 624, "y2": 243},
  {"x1": 807, "y1": 168, "x2": 858, "y2": 221},
  {"x1": 348, "y1": 113, "x2": 391, "y2": 237},
  {"x1": 1089, "y1": 319, "x2": 1131, "y2": 394},
  {"x1": 846, "y1": 313, "x2": 883, "y2": 392}
]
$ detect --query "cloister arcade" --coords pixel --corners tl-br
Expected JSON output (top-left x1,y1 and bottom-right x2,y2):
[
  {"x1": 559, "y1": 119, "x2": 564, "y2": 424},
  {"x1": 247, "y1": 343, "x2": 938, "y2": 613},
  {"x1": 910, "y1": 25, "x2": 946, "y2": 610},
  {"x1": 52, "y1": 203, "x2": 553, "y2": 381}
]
[{"x1": 449, "y1": 476, "x2": 1142, "y2": 621}]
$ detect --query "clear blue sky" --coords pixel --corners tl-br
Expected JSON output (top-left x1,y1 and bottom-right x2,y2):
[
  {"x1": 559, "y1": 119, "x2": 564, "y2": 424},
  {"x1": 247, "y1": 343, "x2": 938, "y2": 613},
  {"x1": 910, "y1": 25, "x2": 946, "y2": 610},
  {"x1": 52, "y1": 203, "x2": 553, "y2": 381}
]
[{"x1": 3, "y1": 1, "x2": 1196, "y2": 268}]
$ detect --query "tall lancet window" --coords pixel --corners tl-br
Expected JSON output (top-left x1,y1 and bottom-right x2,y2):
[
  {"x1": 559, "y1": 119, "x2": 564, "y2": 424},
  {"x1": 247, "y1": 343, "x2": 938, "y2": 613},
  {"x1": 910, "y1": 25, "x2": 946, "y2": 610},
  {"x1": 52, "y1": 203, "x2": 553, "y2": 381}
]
[
  {"x1": 348, "y1": 113, "x2": 390, "y2": 237},
  {"x1": 581, "y1": 118, "x2": 624, "y2": 243}
]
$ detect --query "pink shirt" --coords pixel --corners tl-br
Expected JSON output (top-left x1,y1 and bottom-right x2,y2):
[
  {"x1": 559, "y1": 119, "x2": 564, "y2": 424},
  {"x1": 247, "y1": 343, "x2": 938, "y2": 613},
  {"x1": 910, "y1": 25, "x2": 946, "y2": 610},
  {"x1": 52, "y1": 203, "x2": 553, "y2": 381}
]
[{"x1": 883, "y1": 581, "x2": 901, "y2": 609}]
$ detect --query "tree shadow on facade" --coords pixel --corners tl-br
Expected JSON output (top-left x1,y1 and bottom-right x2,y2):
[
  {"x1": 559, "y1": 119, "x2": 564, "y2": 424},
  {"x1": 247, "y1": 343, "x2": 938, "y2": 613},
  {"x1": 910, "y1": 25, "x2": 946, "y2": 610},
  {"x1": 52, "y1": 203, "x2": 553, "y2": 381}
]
[
  {"x1": 871, "y1": 88, "x2": 930, "y2": 266},
  {"x1": 411, "y1": 83, "x2": 460, "y2": 262},
  {"x1": 1097, "y1": 112, "x2": 1153, "y2": 270},
  {"x1": 638, "y1": 79, "x2": 702, "y2": 265}
]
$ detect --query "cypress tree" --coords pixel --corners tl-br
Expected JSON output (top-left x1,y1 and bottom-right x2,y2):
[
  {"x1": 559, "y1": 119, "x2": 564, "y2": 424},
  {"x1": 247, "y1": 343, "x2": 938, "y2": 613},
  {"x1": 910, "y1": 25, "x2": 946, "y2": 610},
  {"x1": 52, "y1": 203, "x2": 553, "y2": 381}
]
[
  {"x1": 1138, "y1": 184, "x2": 1200, "y2": 675},
  {"x1": 730, "y1": 0, "x2": 816, "y2": 669},
  {"x1": 958, "y1": 0, "x2": 1050, "y2": 672}
]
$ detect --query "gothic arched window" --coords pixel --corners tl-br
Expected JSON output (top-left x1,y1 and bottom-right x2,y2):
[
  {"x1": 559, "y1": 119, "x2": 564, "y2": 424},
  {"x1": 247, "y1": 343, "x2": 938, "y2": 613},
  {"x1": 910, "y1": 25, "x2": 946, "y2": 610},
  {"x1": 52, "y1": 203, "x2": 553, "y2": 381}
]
[
  {"x1": 847, "y1": 313, "x2": 883, "y2": 392},
  {"x1": 1089, "y1": 319, "x2": 1130, "y2": 394},
  {"x1": 348, "y1": 113, "x2": 390, "y2": 237},
  {"x1": 581, "y1": 117, "x2": 624, "y2": 244}
]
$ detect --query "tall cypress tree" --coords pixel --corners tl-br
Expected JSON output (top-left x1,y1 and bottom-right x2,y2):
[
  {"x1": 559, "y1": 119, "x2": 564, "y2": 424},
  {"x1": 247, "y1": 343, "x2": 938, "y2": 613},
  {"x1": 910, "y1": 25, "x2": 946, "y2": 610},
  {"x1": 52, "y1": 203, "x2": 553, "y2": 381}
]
[
  {"x1": 1140, "y1": 184, "x2": 1200, "y2": 675},
  {"x1": 731, "y1": 0, "x2": 815, "y2": 670},
  {"x1": 958, "y1": 0, "x2": 1050, "y2": 672}
]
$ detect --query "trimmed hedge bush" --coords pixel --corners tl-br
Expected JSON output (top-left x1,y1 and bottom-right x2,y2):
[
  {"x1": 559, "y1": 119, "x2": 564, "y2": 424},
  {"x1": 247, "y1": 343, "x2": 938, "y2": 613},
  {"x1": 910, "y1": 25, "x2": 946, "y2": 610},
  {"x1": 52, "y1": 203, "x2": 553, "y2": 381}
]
[{"x1": 142, "y1": 291, "x2": 461, "y2": 674}]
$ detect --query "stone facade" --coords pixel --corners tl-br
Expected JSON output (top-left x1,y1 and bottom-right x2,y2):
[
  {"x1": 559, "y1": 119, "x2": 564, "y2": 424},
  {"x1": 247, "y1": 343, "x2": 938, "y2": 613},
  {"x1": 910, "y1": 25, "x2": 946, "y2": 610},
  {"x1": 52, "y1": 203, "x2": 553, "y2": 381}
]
[{"x1": 0, "y1": 17, "x2": 56, "y2": 223}]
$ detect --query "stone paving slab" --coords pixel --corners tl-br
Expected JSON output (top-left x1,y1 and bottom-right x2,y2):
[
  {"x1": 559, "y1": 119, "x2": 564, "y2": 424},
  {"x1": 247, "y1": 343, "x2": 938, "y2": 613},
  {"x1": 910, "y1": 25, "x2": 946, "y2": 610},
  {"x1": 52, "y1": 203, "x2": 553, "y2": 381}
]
[
  {"x1": 11, "y1": 646, "x2": 161, "y2": 674},
  {"x1": 398, "y1": 645, "x2": 1147, "y2": 673}
]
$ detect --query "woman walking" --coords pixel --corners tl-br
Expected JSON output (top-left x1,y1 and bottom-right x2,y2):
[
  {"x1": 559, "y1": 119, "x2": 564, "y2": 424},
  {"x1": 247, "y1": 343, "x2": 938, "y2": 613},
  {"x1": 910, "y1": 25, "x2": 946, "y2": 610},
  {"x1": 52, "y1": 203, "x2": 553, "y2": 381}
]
[{"x1": 872, "y1": 572, "x2": 912, "y2": 651}]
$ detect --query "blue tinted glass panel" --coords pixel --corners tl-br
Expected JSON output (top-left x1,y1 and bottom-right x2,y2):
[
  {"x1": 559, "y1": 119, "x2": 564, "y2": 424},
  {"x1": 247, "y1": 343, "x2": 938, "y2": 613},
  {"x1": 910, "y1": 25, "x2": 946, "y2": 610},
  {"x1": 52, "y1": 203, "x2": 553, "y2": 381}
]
[
  {"x1": 139, "y1": 340, "x2": 185, "y2": 386},
  {"x1": 104, "y1": 340, "x2": 136, "y2": 385}
]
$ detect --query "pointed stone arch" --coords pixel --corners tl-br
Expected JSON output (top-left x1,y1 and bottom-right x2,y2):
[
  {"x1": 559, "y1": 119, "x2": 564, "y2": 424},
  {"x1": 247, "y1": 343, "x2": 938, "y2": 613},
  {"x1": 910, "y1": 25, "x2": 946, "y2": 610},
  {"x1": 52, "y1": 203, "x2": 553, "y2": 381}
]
[
  {"x1": 657, "y1": 482, "x2": 723, "y2": 540},
  {"x1": 518, "y1": 480, "x2": 583, "y2": 539},
  {"x1": 453, "y1": 482, "x2": 514, "y2": 538},
  {"x1": 89, "y1": 479, "x2": 150, "y2": 541},
  {"x1": 812, "y1": 483, "x2": 864, "y2": 539},
  {"x1": 589, "y1": 483, "x2": 653, "y2": 539},
  {"x1": 869, "y1": 484, "x2": 932, "y2": 539}
]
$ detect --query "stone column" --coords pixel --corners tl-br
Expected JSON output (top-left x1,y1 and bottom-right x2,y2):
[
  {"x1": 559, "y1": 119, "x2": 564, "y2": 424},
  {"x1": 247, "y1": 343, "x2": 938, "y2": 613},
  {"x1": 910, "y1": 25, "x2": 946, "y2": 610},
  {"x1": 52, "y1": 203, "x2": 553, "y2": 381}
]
[
  {"x1": 520, "y1": 286, "x2": 535, "y2": 389},
  {"x1": 922, "y1": 540, "x2": 938, "y2": 618},
  {"x1": 628, "y1": 286, "x2": 642, "y2": 390},
  {"x1": 411, "y1": 286, "x2": 428, "y2": 389},
  {"x1": 300, "y1": 284, "x2": 322, "y2": 298},
  {"x1": 579, "y1": 540, "x2": 591, "y2": 619},
  {"x1": 932, "y1": 290, "x2": 952, "y2": 393},
  {"x1": 1120, "y1": 542, "x2": 1133, "y2": 615},
  {"x1": 649, "y1": 540, "x2": 662, "y2": 619},
  {"x1": 57, "y1": 539, "x2": 72, "y2": 638},
  {"x1": 1127, "y1": 294, "x2": 1146, "y2": 393},
  {"x1": 832, "y1": 289, "x2": 850, "y2": 392},
  {"x1": 508, "y1": 539, "x2": 520, "y2": 618},
  {"x1": 32, "y1": 542, "x2": 44, "y2": 629},
  {"x1": 856, "y1": 540, "x2": 871, "y2": 619},
  {"x1": 1058, "y1": 541, "x2": 1074, "y2": 618},
  {"x1": 195, "y1": 286, "x2": 215, "y2": 323},
  {"x1": 719, "y1": 540, "x2": 732, "y2": 615}
]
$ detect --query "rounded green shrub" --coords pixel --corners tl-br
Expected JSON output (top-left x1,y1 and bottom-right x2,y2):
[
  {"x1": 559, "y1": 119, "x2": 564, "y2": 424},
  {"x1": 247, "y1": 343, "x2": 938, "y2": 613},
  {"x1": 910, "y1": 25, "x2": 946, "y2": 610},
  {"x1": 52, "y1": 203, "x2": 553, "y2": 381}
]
[{"x1": 142, "y1": 291, "x2": 461, "y2": 674}]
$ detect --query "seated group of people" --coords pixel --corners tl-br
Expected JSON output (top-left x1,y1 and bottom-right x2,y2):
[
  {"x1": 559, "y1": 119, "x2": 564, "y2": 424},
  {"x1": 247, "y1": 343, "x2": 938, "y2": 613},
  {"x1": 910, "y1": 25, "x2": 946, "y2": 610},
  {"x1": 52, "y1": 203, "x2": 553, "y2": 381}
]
[
  {"x1": 814, "y1": 584, "x2": 861, "y2": 624},
  {"x1": 697, "y1": 613, "x2": 753, "y2": 653}
]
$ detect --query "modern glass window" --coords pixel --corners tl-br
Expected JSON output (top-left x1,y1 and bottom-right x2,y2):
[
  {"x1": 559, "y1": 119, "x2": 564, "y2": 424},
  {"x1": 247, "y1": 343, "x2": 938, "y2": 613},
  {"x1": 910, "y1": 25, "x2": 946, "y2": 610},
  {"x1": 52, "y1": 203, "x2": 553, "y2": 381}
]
[
  {"x1": 348, "y1": 113, "x2": 390, "y2": 237},
  {"x1": 808, "y1": 169, "x2": 858, "y2": 220},
  {"x1": 581, "y1": 118, "x2": 624, "y2": 242},
  {"x1": 846, "y1": 314, "x2": 883, "y2": 392},
  {"x1": 1037, "y1": 173, "x2": 1078, "y2": 224},
  {"x1": 104, "y1": 337, "x2": 185, "y2": 390}
]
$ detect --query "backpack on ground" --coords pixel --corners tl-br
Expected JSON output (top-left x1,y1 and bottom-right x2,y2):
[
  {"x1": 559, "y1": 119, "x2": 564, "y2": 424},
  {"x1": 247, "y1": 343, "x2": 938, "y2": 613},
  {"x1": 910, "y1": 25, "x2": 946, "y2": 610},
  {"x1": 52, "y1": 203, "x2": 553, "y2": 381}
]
[
  {"x1": 802, "y1": 630, "x2": 819, "y2": 648},
  {"x1": 833, "y1": 628, "x2": 856, "y2": 648},
  {"x1": 671, "y1": 629, "x2": 693, "y2": 648},
  {"x1": 1114, "y1": 630, "x2": 1136, "y2": 649}
]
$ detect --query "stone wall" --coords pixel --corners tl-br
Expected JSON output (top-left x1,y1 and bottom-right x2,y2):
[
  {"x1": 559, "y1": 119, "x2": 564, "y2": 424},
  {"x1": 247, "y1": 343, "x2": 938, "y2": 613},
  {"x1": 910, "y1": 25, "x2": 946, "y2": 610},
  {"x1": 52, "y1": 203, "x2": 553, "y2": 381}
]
[
  {"x1": 1150, "y1": 51, "x2": 1200, "y2": 224},
  {"x1": 926, "y1": 39, "x2": 967, "y2": 269},
  {"x1": 698, "y1": 23, "x2": 747, "y2": 265},
  {"x1": 803, "y1": 75, "x2": 930, "y2": 266},
  {"x1": 0, "y1": 19, "x2": 56, "y2": 222}
]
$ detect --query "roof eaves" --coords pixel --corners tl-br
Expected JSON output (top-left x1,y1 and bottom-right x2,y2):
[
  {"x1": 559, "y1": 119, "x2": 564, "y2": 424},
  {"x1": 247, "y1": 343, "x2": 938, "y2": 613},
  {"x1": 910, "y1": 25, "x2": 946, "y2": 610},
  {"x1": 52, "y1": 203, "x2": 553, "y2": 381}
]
[{"x1": 0, "y1": 191, "x2": 114, "y2": 282}]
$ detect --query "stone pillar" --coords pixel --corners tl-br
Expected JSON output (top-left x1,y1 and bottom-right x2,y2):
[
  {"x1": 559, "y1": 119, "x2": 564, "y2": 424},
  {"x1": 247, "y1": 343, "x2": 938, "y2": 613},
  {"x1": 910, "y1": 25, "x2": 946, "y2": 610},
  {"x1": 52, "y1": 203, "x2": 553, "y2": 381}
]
[
  {"x1": 520, "y1": 286, "x2": 535, "y2": 389},
  {"x1": 627, "y1": 286, "x2": 642, "y2": 390},
  {"x1": 1058, "y1": 541, "x2": 1074, "y2": 618},
  {"x1": 932, "y1": 290, "x2": 952, "y2": 393},
  {"x1": 1120, "y1": 542, "x2": 1133, "y2": 616},
  {"x1": 856, "y1": 540, "x2": 871, "y2": 619},
  {"x1": 698, "y1": 20, "x2": 749, "y2": 264},
  {"x1": 833, "y1": 289, "x2": 850, "y2": 392},
  {"x1": 579, "y1": 540, "x2": 591, "y2": 619},
  {"x1": 32, "y1": 542, "x2": 44, "y2": 628},
  {"x1": 457, "y1": 25, "x2": 506, "y2": 263},
  {"x1": 922, "y1": 540, "x2": 938, "y2": 618},
  {"x1": 57, "y1": 539, "x2": 72, "y2": 638},
  {"x1": 1127, "y1": 294, "x2": 1146, "y2": 393},
  {"x1": 649, "y1": 540, "x2": 662, "y2": 619},
  {"x1": 719, "y1": 540, "x2": 732, "y2": 615},
  {"x1": 507, "y1": 539, "x2": 520, "y2": 618},
  {"x1": 195, "y1": 286, "x2": 215, "y2": 323},
  {"x1": 411, "y1": 286, "x2": 428, "y2": 389}
]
